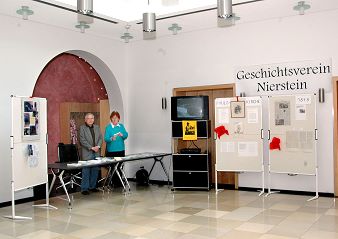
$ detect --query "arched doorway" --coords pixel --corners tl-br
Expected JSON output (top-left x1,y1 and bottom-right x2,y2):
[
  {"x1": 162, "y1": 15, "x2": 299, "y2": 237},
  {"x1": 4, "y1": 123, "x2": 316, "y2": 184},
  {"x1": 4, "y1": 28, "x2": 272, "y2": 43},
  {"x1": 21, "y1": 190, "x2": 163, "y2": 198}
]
[{"x1": 32, "y1": 52, "x2": 120, "y2": 163}]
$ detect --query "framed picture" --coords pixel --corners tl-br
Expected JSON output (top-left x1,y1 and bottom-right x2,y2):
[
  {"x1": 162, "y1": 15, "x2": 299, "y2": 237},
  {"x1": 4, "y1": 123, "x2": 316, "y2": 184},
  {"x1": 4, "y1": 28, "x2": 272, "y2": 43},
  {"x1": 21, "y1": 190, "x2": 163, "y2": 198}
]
[
  {"x1": 230, "y1": 101, "x2": 245, "y2": 118},
  {"x1": 22, "y1": 99, "x2": 40, "y2": 141}
]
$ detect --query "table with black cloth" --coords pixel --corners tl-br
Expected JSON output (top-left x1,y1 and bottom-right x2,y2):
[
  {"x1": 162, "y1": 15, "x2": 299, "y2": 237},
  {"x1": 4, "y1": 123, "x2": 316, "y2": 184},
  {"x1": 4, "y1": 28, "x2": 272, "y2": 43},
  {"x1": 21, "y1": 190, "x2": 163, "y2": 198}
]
[{"x1": 48, "y1": 152, "x2": 171, "y2": 207}]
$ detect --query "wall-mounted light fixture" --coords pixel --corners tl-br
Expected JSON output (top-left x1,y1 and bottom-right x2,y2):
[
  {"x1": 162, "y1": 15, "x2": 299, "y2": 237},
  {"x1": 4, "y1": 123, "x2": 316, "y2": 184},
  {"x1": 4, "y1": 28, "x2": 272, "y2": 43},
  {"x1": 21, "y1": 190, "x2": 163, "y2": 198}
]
[
  {"x1": 217, "y1": 0, "x2": 232, "y2": 19},
  {"x1": 239, "y1": 92, "x2": 246, "y2": 97},
  {"x1": 318, "y1": 88, "x2": 325, "y2": 103},
  {"x1": 75, "y1": 21, "x2": 90, "y2": 33},
  {"x1": 293, "y1": 1, "x2": 310, "y2": 15},
  {"x1": 16, "y1": 6, "x2": 34, "y2": 20},
  {"x1": 77, "y1": 0, "x2": 93, "y2": 14},
  {"x1": 162, "y1": 97, "x2": 167, "y2": 110},
  {"x1": 168, "y1": 23, "x2": 182, "y2": 35}
]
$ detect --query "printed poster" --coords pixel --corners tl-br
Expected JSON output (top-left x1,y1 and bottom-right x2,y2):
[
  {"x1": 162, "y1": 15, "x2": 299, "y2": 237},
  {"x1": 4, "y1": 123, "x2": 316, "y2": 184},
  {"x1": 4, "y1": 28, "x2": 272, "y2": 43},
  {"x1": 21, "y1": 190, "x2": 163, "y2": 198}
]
[
  {"x1": 182, "y1": 120, "x2": 197, "y2": 140},
  {"x1": 295, "y1": 105, "x2": 307, "y2": 120},
  {"x1": 22, "y1": 99, "x2": 40, "y2": 141},
  {"x1": 275, "y1": 101, "x2": 290, "y2": 126},
  {"x1": 218, "y1": 108, "x2": 229, "y2": 124}
]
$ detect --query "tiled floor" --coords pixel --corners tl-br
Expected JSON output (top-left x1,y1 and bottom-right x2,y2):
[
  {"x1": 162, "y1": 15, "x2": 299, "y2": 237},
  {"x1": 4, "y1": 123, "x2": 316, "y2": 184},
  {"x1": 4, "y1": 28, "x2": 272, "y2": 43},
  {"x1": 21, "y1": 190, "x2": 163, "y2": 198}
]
[{"x1": 0, "y1": 184, "x2": 336, "y2": 239}]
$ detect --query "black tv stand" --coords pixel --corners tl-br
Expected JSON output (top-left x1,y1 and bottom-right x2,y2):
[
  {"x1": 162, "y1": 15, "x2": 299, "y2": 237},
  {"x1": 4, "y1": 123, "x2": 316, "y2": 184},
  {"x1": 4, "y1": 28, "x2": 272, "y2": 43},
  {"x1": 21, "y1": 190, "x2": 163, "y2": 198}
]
[{"x1": 171, "y1": 120, "x2": 210, "y2": 190}]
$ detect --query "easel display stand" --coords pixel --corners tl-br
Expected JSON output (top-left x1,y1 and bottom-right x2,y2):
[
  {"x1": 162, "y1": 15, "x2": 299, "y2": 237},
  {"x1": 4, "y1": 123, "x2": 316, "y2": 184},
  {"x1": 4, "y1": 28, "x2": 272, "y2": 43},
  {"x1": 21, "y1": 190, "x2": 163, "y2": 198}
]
[
  {"x1": 4, "y1": 96, "x2": 56, "y2": 220},
  {"x1": 214, "y1": 97, "x2": 264, "y2": 196},
  {"x1": 266, "y1": 94, "x2": 318, "y2": 201}
]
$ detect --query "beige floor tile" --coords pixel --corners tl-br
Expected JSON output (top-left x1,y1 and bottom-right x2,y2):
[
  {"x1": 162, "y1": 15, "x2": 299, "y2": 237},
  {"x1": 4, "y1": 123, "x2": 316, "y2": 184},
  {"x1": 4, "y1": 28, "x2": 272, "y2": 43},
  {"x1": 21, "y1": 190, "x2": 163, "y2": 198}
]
[
  {"x1": 235, "y1": 222, "x2": 274, "y2": 233},
  {"x1": 179, "y1": 215, "x2": 219, "y2": 227},
  {"x1": 0, "y1": 233, "x2": 16, "y2": 239},
  {"x1": 150, "y1": 204, "x2": 182, "y2": 212},
  {"x1": 67, "y1": 228, "x2": 111, "y2": 239},
  {"x1": 324, "y1": 208, "x2": 338, "y2": 216},
  {"x1": 133, "y1": 217, "x2": 175, "y2": 228},
  {"x1": 221, "y1": 207, "x2": 264, "y2": 221},
  {"x1": 177, "y1": 233, "x2": 214, "y2": 239},
  {"x1": 218, "y1": 229, "x2": 262, "y2": 239},
  {"x1": 171, "y1": 207, "x2": 204, "y2": 215},
  {"x1": 301, "y1": 230, "x2": 338, "y2": 239},
  {"x1": 309, "y1": 215, "x2": 338, "y2": 232},
  {"x1": 17, "y1": 230, "x2": 61, "y2": 239},
  {"x1": 189, "y1": 226, "x2": 230, "y2": 238},
  {"x1": 70, "y1": 208, "x2": 104, "y2": 217},
  {"x1": 117, "y1": 225, "x2": 156, "y2": 236},
  {"x1": 142, "y1": 229, "x2": 184, "y2": 239},
  {"x1": 268, "y1": 224, "x2": 310, "y2": 238},
  {"x1": 54, "y1": 236, "x2": 82, "y2": 239},
  {"x1": 164, "y1": 221, "x2": 201, "y2": 233},
  {"x1": 269, "y1": 203, "x2": 301, "y2": 212},
  {"x1": 194, "y1": 209, "x2": 229, "y2": 218},
  {"x1": 258, "y1": 234, "x2": 298, "y2": 239},
  {"x1": 249, "y1": 213, "x2": 286, "y2": 225},
  {"x1": 285, "y1": 211, "x2": 321, "y2": 223},
  {"x1": 0, "y1": 185, "x2": 335, "y2": 239},
  {"x1": 154, "y1": 212, "x2": 191, "y2": 221}
]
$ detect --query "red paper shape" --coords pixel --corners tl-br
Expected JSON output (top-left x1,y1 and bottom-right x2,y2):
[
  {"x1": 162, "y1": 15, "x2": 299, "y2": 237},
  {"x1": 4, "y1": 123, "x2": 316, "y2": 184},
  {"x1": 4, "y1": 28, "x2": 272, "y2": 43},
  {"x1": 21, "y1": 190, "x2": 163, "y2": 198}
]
[
  {"x1": 270, "y1": 137, "x2": 281, "y2": 150},
  {"x1": 214, "y1": 125, "x2": 229, "y2": 139}
]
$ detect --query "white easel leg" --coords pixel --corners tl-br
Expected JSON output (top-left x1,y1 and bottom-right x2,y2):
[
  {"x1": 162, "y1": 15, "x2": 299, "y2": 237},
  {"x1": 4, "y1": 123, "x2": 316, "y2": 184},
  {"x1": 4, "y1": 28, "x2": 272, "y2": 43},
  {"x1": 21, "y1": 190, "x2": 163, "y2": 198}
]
[
  {"x1": 215, "y1": 167, "x2": 223, "y2": 193},
  {"x1": 33, "y1": 183, "x2": 57, "y2": 210},
  {"x1": 307, "y1": 168, "x2": 319, "y2": 202},
  {"x1": 265, "y1": 167, "x2": 279, "y2": 197},
  {"x1": 3, "y1": 181, "x2": 32, "y2": 220},
  {"x1": 258, "y1": 169, "x2": 265, "y2": 196}
]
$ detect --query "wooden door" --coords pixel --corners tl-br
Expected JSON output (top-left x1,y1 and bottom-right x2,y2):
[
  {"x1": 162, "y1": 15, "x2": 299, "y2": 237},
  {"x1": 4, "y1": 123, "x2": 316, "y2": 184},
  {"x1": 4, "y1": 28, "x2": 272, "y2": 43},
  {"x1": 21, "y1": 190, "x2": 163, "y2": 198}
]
[
  {"x1": 59, "y1": 100, "x2": 110, "y2": 156},
  {"x1": 211, "y1": 89, "x2": 237, "y2": 188},
  {"x1": 173, "y1": 84, "x2": 237, "y2": 188}
]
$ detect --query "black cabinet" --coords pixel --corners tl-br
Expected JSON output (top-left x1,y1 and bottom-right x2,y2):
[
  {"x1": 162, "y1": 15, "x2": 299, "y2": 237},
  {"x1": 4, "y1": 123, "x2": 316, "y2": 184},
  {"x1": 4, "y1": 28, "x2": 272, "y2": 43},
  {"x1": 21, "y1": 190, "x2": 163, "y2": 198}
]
[{"x1": 171, "y1": 120, "x2": 210, "y2": 190}]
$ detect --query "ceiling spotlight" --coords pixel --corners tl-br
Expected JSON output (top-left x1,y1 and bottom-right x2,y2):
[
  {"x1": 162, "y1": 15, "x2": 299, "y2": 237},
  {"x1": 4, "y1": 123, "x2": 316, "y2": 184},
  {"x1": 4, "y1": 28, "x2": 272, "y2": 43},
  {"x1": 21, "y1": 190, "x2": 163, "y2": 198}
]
[
  {"x1": 121, "y1": 25, "x2": 133, "y2": 43},
  {"x1": 16, "y1": 6, "x2": 34, "y2": 20},
  {"x1": 217, "y1": 0, "x2": 232, "y2": 19},
  {"x1": 218, "y1": 13, "x2": 240, "y2": 27},
  {"x1": 293, "y1": 1, "x2": 310, "y2": 15},
  {"x1": 143, "y1": 12, "x2": 156, "y2": 32},
  {"x1": 75, "y1": 21, "x2": 90, "y2": 33},
  {"x1": 77, "y1": 0, "x2": 93, "y2": 15},
  {"x1": 168, "y1": 23, "x2": 182, "y2": 35}
]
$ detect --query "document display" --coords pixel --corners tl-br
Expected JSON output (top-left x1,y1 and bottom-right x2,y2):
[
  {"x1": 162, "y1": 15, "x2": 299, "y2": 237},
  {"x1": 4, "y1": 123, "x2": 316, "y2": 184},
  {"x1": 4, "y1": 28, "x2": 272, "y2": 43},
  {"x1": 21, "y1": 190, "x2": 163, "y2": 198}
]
[
  {"x1": 11, "y1": 96, "x2": 48, "y2": 191},
  {"x1": 215, "y1": 96, "x2": 263, "y2": 172},
  {"x1": 268, "y1": 94, "x2": 316, "y2": 175}
]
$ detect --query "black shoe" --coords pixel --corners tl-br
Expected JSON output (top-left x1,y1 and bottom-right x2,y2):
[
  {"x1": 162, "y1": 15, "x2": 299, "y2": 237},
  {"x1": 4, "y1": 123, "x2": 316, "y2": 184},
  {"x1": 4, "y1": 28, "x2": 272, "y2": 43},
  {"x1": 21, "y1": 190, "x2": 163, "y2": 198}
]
[
  {"x1": 81, "y1": 190, "x2": 90, "y2": 195},
  {"x1": 90, "y1": 188, "x2": 99, "y2": 192}
]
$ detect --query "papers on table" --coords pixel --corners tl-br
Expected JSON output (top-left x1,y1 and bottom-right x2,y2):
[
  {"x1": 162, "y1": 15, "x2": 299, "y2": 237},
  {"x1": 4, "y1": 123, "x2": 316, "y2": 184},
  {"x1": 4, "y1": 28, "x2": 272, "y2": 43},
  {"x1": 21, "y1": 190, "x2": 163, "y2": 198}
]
[{"x1": 67, "y1": 163, "x2": 81, "y2": 167}]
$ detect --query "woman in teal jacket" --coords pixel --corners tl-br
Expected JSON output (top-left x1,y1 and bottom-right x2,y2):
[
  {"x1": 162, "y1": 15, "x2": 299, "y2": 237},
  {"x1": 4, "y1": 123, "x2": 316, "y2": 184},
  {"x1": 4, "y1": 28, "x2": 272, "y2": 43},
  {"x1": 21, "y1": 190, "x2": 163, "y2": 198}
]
[{"x1": 104, "y1": 111, "x2": 128, "y2": 157}]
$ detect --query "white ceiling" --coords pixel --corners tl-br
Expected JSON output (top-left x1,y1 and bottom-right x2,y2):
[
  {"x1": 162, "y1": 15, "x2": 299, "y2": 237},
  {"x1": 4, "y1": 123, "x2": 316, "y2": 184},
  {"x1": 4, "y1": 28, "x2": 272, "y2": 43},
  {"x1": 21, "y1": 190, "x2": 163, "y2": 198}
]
[{"x1": 2, "y1": 0, "x2": 338, "y2": 42}]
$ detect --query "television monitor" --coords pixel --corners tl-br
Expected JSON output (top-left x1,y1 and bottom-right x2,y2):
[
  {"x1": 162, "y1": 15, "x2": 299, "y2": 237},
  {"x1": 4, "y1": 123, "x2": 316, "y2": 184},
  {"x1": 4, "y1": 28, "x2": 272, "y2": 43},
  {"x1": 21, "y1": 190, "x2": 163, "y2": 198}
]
[{"x1": 171, "y1": 96, "x2": 209, "y2": 121}]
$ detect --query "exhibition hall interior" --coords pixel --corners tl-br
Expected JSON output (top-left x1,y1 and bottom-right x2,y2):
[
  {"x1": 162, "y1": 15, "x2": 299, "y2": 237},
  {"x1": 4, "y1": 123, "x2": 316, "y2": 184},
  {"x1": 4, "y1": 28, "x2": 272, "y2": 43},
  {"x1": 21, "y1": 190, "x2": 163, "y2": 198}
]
[{"x1": 1, "y1": 0, "x2": 338, "y2": 238}]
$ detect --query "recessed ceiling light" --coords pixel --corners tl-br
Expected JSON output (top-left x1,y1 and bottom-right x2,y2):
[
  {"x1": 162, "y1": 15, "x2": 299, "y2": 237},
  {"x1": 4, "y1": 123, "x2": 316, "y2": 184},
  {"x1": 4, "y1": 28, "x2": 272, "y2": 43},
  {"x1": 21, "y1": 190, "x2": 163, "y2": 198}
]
[
  {"x1": 293, "y1": 1, "x2": 310, "y2": 15},
  {"x1": 16, "y1": 6, "x2": 34, "y2": 20},
  {"x1": 168, "y1": 23, "x2": 182, "y2": 35},
  {"x1": 75, "y1": 21, "x2": 90, "y2": 33}
]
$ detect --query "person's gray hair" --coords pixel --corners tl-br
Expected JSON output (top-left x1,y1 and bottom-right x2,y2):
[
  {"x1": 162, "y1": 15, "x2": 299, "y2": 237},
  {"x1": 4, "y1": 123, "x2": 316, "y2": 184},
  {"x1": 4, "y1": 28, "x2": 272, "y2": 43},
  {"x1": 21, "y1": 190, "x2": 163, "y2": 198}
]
[{"x1": 85, "y1": 113, "x2": 94, "y2": 119}]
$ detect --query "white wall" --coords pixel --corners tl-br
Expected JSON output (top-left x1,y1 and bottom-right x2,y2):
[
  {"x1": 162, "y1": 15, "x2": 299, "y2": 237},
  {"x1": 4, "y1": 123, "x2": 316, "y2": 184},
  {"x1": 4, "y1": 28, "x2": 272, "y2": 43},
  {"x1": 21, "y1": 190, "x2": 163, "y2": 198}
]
[
  {"x1": 0, "y1": 15, "x2": 127, "y2": 203},
  {"x1": 1, "y1": 8, "x2": 338, "y2": 204},
  {"x1": 126, "y1": 10, "x2": 338, "y2": 192}
]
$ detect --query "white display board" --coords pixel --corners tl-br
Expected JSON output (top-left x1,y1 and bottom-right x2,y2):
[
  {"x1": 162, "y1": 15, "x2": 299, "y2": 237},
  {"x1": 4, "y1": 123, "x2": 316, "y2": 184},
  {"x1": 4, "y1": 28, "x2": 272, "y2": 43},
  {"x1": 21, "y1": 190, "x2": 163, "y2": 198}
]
[
  {"x1": 268, "y1": 94, "x2": 316, "y2": 175},
  {"x1": 11, "y1": 96, "x2": 48, "y2": 191},
  {"x1": 215, "y1": 96, "x2": 263, "y2": 172}
]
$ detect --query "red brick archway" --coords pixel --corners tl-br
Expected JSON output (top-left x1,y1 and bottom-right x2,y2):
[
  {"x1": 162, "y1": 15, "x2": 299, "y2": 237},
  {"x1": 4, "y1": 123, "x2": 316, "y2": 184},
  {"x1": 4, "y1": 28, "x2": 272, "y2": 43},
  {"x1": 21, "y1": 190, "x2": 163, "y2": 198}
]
[{"x1": 32, "y1": 53, "x2": 108, "y2": 163}]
